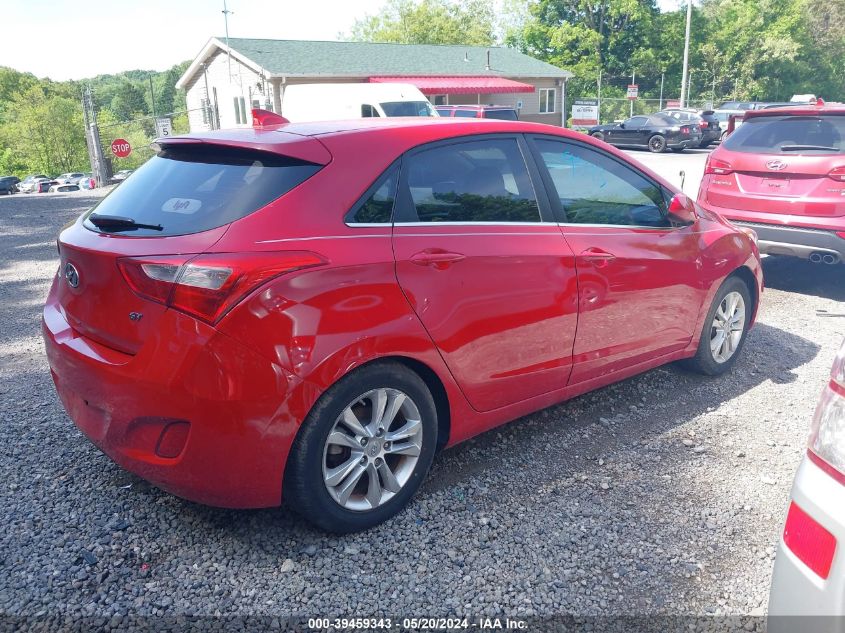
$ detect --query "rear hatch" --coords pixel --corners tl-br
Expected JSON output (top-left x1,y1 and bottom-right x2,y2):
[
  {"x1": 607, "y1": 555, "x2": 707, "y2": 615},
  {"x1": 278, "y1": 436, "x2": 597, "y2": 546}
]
[
  {"x1": 705, "y1": 113, "x2": 845, "y2": 217},
  {"x1": 56, "y1": 136, "x2": 327, "y2": 354}
]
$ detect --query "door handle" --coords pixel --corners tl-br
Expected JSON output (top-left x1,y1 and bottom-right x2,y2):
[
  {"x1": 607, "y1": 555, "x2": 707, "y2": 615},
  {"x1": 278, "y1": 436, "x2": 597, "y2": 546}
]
[
  {"x1": 579, "y1": 248, "x2": 616, "y2": 267},
  {"x1": 409, "y1": 250, "x2": 466, "y2": 268}
]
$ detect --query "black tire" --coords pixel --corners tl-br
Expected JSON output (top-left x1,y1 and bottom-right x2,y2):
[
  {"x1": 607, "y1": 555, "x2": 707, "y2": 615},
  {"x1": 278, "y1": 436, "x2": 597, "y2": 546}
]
[
  {"x1": 680, "y1": 276, "x2": 753, "y2": 376},
  {"x1": 649, "y1": 134, "x2": 667, "y2": 153},
  {"x1": 591, "y1": 131, "x2": 605, "y2": 142},
  {"x1": 283, "y1": 361, "x2": 438, "y2": 533}
]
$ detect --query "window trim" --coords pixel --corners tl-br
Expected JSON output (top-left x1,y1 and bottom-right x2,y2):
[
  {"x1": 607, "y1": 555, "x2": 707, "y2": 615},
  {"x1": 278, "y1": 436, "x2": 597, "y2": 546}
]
[
  {"x1": 393, "y1": 133, "x2": 555, "y2": 225},
  {"x1": 539, "y1": 88, "x2": 556, "y2": 114},
  {"x1": 526, "y1": 134, "x2": 681, "y2": 230},
  {"x1": 344, "y1": 159, "x2": 402, "y2": 227}
]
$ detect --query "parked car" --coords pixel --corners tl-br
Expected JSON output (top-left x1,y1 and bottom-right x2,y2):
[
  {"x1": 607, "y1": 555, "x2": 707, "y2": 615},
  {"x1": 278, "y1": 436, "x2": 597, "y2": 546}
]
[
  {"x1": 588, "y1": 112, "x2": 703, "y2": 152},
  {"x1": 0, "y1": 176, "x2": 20, "y2": 195},
  {"x1": 77, "y1": 174, "x2": 96, "y2": 190},
  {"x1": 35, "y1": 179, "x2": 57, "y2": 193},
  {"x1": 18, "y1": 174, "x2": 50, "y2": 193},
  {"x1": 281, "y1": 83, "x2": 436, "y2": 122},
  {"x1": 55, "y1": 172, "x2": 86, "y2": 185},
  {"x1": 43, "y1": 117, "x2": 762, "y2": 533},
  {"x1": 49, "y1": 183, "x2": 80, "y2": 193},
  {"x1": 698, "y1": 102, "x2": 845, "y2": 264},
  {"x1": 768, "y1": 338, "x2": 845, "y2": 627},
  {"x1": 111, "y1": 169, "x2": 133, "y2": 183},
  {"x1": 660, "y1": 108, "x2": 722, "y2": 148},
  {"x1": 435, "y1": 105, "x2": 519, "y2": 120},
  {"x1": 718, "y1": 101, "x2": 757, "y2": 111}
]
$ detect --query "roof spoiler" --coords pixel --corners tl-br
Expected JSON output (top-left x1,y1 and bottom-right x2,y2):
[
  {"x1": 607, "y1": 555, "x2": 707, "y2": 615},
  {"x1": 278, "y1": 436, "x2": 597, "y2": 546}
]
[{"x1": 252, "y1": 108, "x2": 289, "y2": 127}]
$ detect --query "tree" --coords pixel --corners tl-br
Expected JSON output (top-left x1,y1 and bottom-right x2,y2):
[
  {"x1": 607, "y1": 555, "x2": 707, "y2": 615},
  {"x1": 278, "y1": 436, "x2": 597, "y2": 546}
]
[
  {"x1": 110, "y1": 81, "x2": 148, "y2": 121},
  {"x1": 0, "y1": 86, "x2": 87, "y2": 175},
  {"x1": 348, "y1": 0, "x2": 495, "y2": 45}
]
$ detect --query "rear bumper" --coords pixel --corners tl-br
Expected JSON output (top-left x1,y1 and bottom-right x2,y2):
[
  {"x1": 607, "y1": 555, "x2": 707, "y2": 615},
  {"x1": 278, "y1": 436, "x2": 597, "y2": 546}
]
[
  {"x1": 669, "y1": 136, "x2": 702, "y2": 149},
  {"x1": 768, "y1": 456, "x2": 845, "y2": 628},
  {"x1": 728, "y1": 221, "x2": 845, "y2": 262},
  {"x1": 42, "y1": 293, "x2": 306, "y2": 508}
]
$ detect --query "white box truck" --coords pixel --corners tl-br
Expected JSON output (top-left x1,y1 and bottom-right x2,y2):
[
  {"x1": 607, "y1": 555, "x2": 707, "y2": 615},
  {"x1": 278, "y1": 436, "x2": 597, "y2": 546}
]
[{"x1": 281, "y1": 83, "x2": 437, "y2": 122}]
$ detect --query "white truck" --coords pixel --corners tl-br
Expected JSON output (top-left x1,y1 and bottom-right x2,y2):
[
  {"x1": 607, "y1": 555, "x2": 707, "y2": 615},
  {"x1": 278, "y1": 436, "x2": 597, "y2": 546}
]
[{"x1": 281, "y1": 83, "x2": 437, "y2": 122}]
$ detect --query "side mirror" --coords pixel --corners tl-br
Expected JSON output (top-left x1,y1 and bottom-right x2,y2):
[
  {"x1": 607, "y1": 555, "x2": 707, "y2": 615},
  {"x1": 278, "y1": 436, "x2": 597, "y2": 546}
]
[{"x1": 668, "y1": 193, "x2": 697, "y2": 225}]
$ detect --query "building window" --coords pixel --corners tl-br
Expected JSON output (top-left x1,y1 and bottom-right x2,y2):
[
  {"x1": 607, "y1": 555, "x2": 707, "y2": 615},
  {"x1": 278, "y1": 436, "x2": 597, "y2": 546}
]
[
  {"x1": 539, "y1": 88, "x2": 556, "y2": 114},
  {"x1": 432, "y1": 95, "x2": 448, "y2": 106}
]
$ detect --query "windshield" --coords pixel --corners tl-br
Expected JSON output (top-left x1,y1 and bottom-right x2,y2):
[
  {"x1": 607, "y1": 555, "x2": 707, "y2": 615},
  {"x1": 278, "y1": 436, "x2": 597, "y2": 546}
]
[
  {"x1": 380, "y1": 101, "x2": 436, "y2": 117},
  {"x1": 721, "y1": 115, "x2": 845, "y2": 155},
  {"x1": 83, "y1": 146, "x2": 321, "y2": 237}
]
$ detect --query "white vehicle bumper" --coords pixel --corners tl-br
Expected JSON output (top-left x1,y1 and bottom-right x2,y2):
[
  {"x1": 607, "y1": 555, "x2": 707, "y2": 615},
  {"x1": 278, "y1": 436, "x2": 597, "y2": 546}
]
[{"x1": 768, "y1": 455, "x2": 845, "y2": 632}]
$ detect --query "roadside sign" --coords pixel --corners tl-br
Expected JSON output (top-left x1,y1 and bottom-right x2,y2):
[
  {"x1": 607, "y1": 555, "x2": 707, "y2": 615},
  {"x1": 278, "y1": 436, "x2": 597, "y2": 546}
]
[
  {"x1": 571, "y1": 99, "x2": 599, "y2": 129},
  {"x1": 155, "y1": 117, "x2": 173, "y2": 137},
  {"x1": 111, "y1": 138, "x2": 131, "y2": 158},
  {"x1": 627, "y1": 85, "x2": 639, "y2": 100},
  {"x1": 666, "y1": 99, "x2": 680, "y2": 108}
]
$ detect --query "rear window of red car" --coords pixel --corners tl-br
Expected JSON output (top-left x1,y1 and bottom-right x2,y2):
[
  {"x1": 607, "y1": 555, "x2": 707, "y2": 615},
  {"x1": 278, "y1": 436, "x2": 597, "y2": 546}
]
[
  {"x1": 722, "y1": 114, "x2": 845, "y2": 155},
  {"x1": 84, "y1": 146, "x2": 322, "y2": 237}
]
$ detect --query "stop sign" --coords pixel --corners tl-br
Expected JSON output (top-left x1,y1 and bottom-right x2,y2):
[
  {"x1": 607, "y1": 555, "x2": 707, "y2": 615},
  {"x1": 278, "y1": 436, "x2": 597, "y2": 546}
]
[{"x1": 111, "y1": 138, "x2": 131, "y2": 158}]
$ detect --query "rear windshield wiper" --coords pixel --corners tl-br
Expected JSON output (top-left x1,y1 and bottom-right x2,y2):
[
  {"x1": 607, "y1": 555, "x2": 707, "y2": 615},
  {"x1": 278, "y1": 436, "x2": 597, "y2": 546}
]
[
  {"x1": 88, "y1": 213, "x2": 163, "y2": 232},
  {"x1": 780, "y1": 144, "x2": 839, "y2": 152}
]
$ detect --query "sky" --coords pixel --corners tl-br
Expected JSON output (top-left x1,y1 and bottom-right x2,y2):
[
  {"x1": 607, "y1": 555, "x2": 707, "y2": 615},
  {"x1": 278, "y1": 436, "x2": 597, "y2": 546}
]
[{"x1": 1, "y1": 0, "x2": 684, "y2": 81}]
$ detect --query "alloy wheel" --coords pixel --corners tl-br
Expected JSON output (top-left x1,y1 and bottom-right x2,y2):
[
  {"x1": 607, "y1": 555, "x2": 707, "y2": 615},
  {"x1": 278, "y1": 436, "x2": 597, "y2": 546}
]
[
  {"x1": 710, "y1": 291, "x2": 746, "y2": 363},
  {"x1": 322, "y1": 388, "x2": 423, "y2": 511}
]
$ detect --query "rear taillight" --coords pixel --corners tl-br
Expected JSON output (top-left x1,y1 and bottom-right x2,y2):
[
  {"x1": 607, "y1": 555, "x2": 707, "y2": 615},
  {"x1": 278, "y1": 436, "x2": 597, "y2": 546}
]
[
  {"x1": 705, "y1": 157, "x2": 733, "y2": 175},
  {"x1": 118, "y1": 251, "x2": 326, "y2": 324},
  {"x1": 680, "y1": 126, "x2": 690, "y2": 134},
  {"x1": 783, "y1": 501, "x2": 837, "y2": 579},
  {"x1": 699, "y1": 121, "x2": 707, "y2": 130},
  {"x1": 808, "y1": 339, "x2": 845, "y2": 486},
  {"x1": 827, "y1": 166, "x2": 845, "y2": 182},
  {"x1": 836, "y1": 232, "x2": 845, "y2": 241}
]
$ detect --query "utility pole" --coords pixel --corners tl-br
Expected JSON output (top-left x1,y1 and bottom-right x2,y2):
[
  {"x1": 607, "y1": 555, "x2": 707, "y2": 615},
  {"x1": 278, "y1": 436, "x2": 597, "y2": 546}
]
[
  {"x1": 148, "y1": 74, "x2": 157, "y2": 119},
  {"x1": 597, "y1": 69, "x2": 602, "y2": 124},
  {"x1": 680, "y1": 0, "x2": 692, "y2": 108},
  {"x1": 630, "y1": 70, "x2": 635, "y2": 118},
  {"x1": 81, "y1": 86, "x2": 111, "y2": 187},
  {"x1": 659, "y1": 72, "x2": 665, "y2": 110},
  {"x1": 222, "y1": 0, "x2": 233, "y2": 83}
]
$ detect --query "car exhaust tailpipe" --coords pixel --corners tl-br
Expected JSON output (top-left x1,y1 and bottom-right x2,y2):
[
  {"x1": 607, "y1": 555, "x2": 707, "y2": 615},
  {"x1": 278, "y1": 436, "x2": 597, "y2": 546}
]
[
  {"x1": 822, "y1": 254, "x2": 839, "y2": 265},
  {"x1": 809, "y1": 252, "x2": 823, "y2": 263}
]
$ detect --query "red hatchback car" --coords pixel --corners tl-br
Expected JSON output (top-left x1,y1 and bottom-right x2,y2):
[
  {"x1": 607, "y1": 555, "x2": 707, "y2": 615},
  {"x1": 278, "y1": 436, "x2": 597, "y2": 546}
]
[
  {"x1": 698, "y1": 103, "x2": 845, "y2": 264},
  {"x1": 43, "y1": 116, "x2": 762, "y2": 532}
]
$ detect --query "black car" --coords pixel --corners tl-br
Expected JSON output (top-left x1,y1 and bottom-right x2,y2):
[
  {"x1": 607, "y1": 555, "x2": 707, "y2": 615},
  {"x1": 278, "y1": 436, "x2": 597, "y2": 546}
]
[
  {"x1": 587, "y1": 113, "x2": 702, "y2": 153},
  {"x1": 660, "y1": 108, "x2": 721, "y2": 148},
  {"x1": 0, "y1": 176, "x2": 20, "y2": 195}
]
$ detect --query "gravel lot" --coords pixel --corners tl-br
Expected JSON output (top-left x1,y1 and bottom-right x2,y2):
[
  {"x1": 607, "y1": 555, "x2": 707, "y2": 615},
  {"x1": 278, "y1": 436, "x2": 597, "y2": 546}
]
[{"x1": 1, "y1": 188, "x2": 843, "y2": 629}]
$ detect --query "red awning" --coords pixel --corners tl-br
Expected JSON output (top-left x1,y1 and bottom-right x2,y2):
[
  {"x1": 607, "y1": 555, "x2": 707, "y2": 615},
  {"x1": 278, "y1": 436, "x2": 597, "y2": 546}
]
[{"x1": 369, "y1": 76, "x2": 536, "y2": 95}]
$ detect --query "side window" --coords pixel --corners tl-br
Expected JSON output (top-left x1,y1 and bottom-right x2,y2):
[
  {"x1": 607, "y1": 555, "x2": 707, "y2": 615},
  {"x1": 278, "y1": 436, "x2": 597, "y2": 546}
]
[
  {"x1": 402, "y1": 138, "x2": 541, "y2": 223},
  {"x1": 361, "y1": 104, "x2": 380, "y2": 118},
  {"x1": 346, "y1": 166, "x2": 398, "y2": 224},
  {"x1": 454, "y1": 109, "x2": 477, "y2": 118},
  {"x1": 535, "y1": 139, "x2": 669, "y2": 228},
  {"x1": 625, "y1": 116, "x2": 648, "y2": 127}
]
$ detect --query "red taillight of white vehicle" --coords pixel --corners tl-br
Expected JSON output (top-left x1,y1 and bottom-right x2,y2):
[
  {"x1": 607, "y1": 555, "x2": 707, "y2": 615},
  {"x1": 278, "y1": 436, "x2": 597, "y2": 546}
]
[
  {"x1": 808, "y1": 339, "x2": 845, "y2": 486},
  {"x1": 783, "y1": 501, "x2": 837, "y2": 579},
  {"x1": 704, "y1": 157, "x2": 733, "y2": 175},
  {"x1": 118, "y1": 251, "x2": 326, "y2": 324}
]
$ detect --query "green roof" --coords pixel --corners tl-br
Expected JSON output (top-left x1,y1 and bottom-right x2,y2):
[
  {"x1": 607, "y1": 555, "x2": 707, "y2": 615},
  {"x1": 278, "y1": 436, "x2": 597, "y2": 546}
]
[{"x1": 222, "y1": 38, "x2": 570, "y2": 78}]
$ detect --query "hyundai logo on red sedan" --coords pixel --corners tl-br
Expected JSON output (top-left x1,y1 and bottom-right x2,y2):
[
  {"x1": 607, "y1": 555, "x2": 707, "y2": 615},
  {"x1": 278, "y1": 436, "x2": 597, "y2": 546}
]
[
  {"x1": 63, "y1": 262, "x2": 79, "y2": 288},
  {"x1": 42, "y1": 114, "x2": 763, "y2": 533},
  {"x1": 766, "y1": 159, "x2": 788, "y2": 171}
]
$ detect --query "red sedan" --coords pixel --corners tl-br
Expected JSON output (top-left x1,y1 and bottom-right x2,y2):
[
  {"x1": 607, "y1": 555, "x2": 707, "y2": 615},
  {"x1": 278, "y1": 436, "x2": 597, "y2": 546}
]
[{"x1": 42, "y1": 116, "x2": 762, "y2": 532}]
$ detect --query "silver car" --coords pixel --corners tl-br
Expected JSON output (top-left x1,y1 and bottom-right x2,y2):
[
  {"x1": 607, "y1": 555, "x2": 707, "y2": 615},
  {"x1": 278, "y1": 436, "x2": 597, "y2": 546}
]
[{"x1": 769, "y1": 338, "x2": 845, "y2": 630}]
